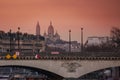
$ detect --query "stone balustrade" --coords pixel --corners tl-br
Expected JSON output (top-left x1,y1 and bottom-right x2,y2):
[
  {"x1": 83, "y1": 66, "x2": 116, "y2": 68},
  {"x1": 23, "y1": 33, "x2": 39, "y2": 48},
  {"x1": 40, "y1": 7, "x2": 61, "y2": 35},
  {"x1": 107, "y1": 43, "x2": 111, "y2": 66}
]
[{"x1": 1, "y1": 55, "x2": 120, "y2": 60}]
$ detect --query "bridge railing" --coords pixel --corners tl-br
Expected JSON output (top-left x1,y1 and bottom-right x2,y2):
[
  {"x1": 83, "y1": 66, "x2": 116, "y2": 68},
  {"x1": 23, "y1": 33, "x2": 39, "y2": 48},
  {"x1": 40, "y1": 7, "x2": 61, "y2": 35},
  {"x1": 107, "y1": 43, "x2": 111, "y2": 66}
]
[
  {"x1": 0, "y1": 51, "x2": 120, "y2": 56},
  {"x1": 0, "y1": 55, "x2": 120, "y2": 60},
  {"x1": 0, "y1": 51, "x2": 120, "y2": 60}
]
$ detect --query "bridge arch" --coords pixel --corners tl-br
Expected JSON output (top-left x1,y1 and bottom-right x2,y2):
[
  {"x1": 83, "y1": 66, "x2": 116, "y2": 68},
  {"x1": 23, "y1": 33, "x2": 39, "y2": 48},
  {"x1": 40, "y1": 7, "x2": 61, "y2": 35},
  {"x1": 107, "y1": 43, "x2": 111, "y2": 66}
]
[
  {"x1": 79, "y1": 66, "x2": 120, "y2": 79},
  {"x1": 75, "y1": 60, "x2": 120, "y2": 78},
  {"x1": 0, "y1": 65, "x2": 63, "y2": 80},
  {"x1": 0, "y1": 60, "x2": 64, "y2": 79}
]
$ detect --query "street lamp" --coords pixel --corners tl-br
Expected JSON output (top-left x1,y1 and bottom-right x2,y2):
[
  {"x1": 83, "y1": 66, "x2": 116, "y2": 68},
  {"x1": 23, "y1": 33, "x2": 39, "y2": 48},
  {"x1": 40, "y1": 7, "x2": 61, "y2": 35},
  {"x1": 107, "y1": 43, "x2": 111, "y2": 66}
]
[
  {"x1": 17, "y1": 27, "x2": 20, "y2": 52},
  {"x1": 69, "y1": 29, "x2": 71, "y2": 53},
  {"x1": 81, "y1": 28, "x2": 83, "y2": 52},
  {"x1": 9, "y1": 29, "x2": 12, "y2": 53}
]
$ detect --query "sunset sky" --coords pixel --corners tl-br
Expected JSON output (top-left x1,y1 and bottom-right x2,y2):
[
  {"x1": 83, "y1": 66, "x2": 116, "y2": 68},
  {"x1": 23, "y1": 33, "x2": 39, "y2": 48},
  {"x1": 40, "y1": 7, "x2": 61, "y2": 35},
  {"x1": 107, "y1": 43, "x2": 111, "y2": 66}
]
[{"x1": 0, "y1": 0, "x2": 120, "y2": 43}]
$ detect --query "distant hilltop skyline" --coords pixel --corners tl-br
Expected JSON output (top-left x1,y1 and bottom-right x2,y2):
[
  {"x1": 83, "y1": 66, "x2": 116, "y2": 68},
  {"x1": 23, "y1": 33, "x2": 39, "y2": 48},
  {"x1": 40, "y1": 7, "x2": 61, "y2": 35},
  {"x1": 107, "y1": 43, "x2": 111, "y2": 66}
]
[
  {"x1": 36, "y1": 21, "x2": 61, "y2": 42},
  {"x1": 35, "y1": 21, "x2": 59, "y2": 37},
  {"x1": 0, "y1": 21, "x2": 62, "y2": 41},
  {"x1": 0, "y1": 21, "x2": 116, "y2": 43}
]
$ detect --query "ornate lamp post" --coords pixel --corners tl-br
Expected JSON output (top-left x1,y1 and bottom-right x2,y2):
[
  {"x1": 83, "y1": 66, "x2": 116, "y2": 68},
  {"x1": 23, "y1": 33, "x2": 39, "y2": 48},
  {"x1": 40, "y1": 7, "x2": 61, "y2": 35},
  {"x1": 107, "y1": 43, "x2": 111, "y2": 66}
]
[
  {"x1": 69, "y1": 29, "x2": 71, "y2": 53},
  {"x1": 81, "y1": 28, "x2": 83, "y2": 52},
  {"x1": 17, "y1": 27, "x2": 20, "y2": 52},
  {"x1": 9, "y1": 29, "x2": 12, "y2": 53}
]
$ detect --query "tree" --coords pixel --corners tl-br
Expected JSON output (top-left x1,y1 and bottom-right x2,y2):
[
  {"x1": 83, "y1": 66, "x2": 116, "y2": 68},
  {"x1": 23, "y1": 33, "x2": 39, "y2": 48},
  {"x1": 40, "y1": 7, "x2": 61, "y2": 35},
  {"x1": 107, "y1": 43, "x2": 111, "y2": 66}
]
[{"x1": 111, "y1": 27, "x2": 120, "y2": 47}]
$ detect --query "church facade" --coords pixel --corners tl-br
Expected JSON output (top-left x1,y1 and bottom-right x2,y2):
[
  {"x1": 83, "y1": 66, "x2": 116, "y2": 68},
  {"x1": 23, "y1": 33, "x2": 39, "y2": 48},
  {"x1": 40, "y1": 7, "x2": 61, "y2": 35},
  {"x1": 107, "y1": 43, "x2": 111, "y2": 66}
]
[{"x1": 43, "y1": 21, "x2": 60, "y2": 42}]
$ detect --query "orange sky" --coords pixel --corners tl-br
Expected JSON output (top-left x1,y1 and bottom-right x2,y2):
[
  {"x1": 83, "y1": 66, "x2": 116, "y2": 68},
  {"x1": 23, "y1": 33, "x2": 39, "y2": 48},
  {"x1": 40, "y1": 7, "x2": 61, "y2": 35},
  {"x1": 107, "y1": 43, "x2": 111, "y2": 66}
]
[{"x1": 0, "y1": 0, "x2": 120, "y2": 43}]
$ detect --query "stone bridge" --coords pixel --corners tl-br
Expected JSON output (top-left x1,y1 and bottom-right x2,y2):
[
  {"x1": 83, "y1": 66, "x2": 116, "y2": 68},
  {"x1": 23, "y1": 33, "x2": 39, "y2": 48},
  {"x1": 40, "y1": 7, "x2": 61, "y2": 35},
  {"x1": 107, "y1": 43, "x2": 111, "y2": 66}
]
[{"x1": 0, "y1": 56, "x2": 120, "y2": 79}]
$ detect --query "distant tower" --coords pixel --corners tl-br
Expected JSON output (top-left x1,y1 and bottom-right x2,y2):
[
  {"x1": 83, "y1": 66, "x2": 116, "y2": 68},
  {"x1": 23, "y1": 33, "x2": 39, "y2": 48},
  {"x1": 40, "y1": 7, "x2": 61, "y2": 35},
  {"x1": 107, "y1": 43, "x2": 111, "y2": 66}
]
[
  {"x1": 36, "y1": 21, "x2": 40, "y2": 36},
  {"x1": 48, "y1": 21, "x2": 54, "y2": 37}
]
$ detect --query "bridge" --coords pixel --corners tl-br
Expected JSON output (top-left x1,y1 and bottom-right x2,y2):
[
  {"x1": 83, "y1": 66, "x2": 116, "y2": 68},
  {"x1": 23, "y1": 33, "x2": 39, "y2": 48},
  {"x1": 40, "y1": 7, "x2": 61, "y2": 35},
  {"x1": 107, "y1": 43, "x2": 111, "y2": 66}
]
[{"x1": 0, "y1": 52, "x2": 120, "y2": 80}]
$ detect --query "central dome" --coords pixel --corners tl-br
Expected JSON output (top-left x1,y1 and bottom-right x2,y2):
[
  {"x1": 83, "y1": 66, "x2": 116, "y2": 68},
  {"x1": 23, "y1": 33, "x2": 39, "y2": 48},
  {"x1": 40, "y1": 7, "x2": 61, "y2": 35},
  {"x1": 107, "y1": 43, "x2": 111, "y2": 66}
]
[{"x1": 48, "y1": 21, "x2": 54, "y2": 37}]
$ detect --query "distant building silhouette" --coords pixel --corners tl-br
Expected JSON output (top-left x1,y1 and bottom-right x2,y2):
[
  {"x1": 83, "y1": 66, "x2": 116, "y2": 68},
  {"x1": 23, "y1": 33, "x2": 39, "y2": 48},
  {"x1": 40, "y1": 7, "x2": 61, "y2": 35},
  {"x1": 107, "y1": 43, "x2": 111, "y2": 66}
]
[
  {"x1": 48, "y1": 21, "x2": 54, "y2": 37},
  {"x1": 36, "y1": 21, "x2": 40, "y2": 36},
  {"x1": 44, "y1": 21, "x2": 60, "y2": 42}
]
